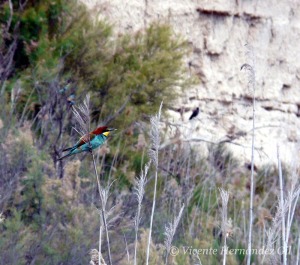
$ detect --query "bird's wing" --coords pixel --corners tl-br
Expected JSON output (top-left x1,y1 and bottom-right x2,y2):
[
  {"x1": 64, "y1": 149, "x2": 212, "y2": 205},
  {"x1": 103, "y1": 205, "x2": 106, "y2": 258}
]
[
  {"x1": 72, "y1": 134, "x2": 105, "y2": 152},
  {"x1": 62, "y1": 133, "x2": 96, "y2": 152},
  {"x1": 76, "y1": 133, "x2": 96, "y2": 148}
]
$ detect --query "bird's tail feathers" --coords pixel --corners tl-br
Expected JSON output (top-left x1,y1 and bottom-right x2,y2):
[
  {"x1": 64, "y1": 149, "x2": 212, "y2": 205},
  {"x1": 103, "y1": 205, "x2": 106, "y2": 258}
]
[
  {"x1": 57, "y1": 152, "x2": 73, "y2": 161},
  {"x1": 62, "y1": 146, "x2": 74, "y2": 152}
]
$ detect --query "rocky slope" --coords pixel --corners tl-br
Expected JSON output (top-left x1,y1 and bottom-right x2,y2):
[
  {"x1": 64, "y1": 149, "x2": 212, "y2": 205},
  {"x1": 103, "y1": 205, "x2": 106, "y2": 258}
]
[{"x1": 83, "y1": 0, "x2": 300, "y2": 166}]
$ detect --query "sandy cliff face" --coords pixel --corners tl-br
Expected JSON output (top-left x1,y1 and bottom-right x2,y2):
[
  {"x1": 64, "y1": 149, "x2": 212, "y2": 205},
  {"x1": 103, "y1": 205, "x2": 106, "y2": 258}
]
[{"x1": 84, "y1": 0, "x2": 300, "y2": 165}]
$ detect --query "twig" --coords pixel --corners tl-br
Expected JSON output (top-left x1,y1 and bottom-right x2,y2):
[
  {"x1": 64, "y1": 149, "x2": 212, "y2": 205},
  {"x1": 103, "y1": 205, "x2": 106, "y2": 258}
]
[{"x1": 104, "y1": 96, "x2": 131, "y2": 125}]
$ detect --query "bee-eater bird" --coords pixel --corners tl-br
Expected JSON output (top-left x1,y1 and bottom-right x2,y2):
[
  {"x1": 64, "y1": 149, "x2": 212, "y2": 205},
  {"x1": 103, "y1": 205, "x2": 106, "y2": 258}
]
[{"x1": 58, "y1": 126, "x2": 116, "y2": 160}]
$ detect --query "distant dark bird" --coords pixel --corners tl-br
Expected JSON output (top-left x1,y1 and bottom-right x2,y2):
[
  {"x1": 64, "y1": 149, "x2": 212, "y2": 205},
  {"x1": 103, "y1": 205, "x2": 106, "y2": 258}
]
[{"x1": 189, "y1": 107, "x2": 199, "y2": 120}]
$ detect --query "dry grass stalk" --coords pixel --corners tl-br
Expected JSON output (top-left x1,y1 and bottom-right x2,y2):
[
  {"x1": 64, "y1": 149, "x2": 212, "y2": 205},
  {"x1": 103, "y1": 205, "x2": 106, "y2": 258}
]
[
  {"x1": 134, "y1": 162, "x2": 150, "y2": 265},
  {"x1": 164, "y1": 204, "x2": 184, "y2": 265},
  {"x1": 89, "y1": 249, "x2": 107, "y2": 265},
  {"x1": 146, "y1": 102, "x2": 163, "y2": 265},
  {"x1": 72, "y1": 93, "x2": 91, "y2": 138},
  {"x1": 219, "y1": 188, "x2": 229, "y2": 265},
  {"x1": 277, "y1": 146, "x2": 300, "y2": 264},
  {"x1": 277, "y1": 145, "x2": 287, "y2": 265},
  {"x1": 262, "y1": 202, "x2": 286, "y2": 264}
]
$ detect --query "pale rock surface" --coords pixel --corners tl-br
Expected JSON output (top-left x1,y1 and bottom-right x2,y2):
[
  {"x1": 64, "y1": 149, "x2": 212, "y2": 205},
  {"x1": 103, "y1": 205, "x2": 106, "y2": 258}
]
[{"x1": 83, "y1": 0, "x2": 300, "y2": 166}]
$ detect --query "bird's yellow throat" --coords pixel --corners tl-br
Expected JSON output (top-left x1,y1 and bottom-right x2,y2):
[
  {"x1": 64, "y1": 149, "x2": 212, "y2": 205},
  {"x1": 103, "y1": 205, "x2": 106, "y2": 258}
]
[{"x1": 103, "y1": 131, "x2": 110, "y2": 137}]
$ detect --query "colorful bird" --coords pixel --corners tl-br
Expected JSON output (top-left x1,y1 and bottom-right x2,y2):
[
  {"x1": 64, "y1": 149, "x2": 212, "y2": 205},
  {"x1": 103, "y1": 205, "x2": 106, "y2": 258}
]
[
  {"x1": 67, "y1": 94, "x2": 76, "y2": 106},
  {"x1": 58, "y1": 126, "x2": 116, "y2": 160},
  {"x1": 59, "y1": 83, "x2": 71, "y2": 94},
  {"x1": 189, "y1": 107, "x2": 199, "y2": 120}
]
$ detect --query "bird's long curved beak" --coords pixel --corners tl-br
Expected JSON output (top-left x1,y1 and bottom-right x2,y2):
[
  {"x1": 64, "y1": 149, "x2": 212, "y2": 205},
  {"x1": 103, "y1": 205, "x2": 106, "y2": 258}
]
[{"x1": 107, "y1": 128, "x2": 117, "y2": 131}]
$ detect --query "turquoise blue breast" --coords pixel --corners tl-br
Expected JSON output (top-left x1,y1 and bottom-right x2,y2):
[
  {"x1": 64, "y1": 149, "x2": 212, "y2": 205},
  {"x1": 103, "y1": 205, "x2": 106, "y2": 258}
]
[{"x1": 91, "y1": 134, "x2": 107, "y2": 148}]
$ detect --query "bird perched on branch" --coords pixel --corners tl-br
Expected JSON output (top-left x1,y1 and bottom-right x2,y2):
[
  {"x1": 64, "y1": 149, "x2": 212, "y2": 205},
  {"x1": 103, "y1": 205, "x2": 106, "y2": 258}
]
[
  {"x1": 189, "y1": 107, "x2": 199, "y2": 120},
  {"x1": 58, "y1": 126, "x2": 116, "y2": 160},
  {"x1": 67, "y1": 94, "x2": 76, "y2": 106}
]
